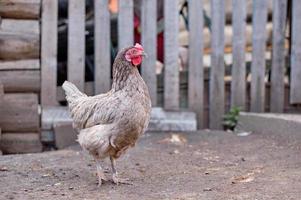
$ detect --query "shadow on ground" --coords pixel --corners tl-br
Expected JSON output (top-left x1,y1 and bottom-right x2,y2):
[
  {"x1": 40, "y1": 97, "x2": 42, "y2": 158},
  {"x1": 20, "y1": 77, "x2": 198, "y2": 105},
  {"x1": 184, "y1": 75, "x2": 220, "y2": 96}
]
[{"x1": 0, "y1": 131, "x2": 300, "y2": 200}]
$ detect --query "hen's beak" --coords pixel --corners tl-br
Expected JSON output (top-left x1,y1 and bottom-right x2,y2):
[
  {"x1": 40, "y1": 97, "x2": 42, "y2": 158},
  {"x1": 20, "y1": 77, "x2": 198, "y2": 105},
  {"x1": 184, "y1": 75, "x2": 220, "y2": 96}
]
[{"x1": 141, "y1": 51, "x2": 148, "y2": 57}]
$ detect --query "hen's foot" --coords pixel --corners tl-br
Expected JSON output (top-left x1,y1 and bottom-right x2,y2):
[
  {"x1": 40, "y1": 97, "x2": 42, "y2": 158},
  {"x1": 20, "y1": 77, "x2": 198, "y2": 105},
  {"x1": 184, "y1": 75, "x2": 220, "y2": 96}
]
[
  {"x1": 95, "y1": 159, "x2": 107, "y2": 186},
  {"x1": 97, "y1": 171, "x2": 108, "y2": 186},
  {"x1": 112, "y1": 174, "x2": 132, "y2": 185}
]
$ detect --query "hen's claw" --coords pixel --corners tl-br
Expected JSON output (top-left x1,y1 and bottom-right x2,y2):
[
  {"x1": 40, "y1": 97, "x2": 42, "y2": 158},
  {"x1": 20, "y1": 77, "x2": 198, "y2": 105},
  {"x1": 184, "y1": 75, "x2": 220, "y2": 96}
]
[
  {"x1": 112, "y1": 174, "x2": 132, "y2": 185},
  {"x1": 97, "y1": 171, "x2": 108, "y2": 186}
]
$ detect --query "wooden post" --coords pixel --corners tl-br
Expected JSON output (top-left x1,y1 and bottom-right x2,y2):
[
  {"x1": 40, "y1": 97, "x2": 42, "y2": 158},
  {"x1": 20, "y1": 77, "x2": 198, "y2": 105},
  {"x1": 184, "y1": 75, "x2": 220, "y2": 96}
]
[
  {"x1": 164, "y1": 0, "x2": 179, "y2": 110},
  {"x1": 250, "y1": 0, "x2": 268, "y2": 112},
  {"x1": 94, "y1": 0, "x2": 111, "y2": 94},
  {"x1": 68, "y1": 0, "x2": 85, "y2": 92},
  {"x1": 271, "y1": 0, "x2": 288, "y2": 112},
  {"x1": 141, "y1": 0, "x2": 157, "y2": 106},
  {"x1": 290, "y1": 0, "x2": 301, "y2": 104},
  {"x1": 118, "y1": 0, "x2": 134, "y2": 50},
  {"x1": 41, "y1": 0, "x2": 58, "y2": 106},
  {"x1": 231, "y1": 0, "x2": 246, "y2": 110},
  {"x1": 209, "y1": 0, "x2": 225, "y2": 129},
  {"x1": 188, "y1": 0, "x2": 204, "y2": 128}
]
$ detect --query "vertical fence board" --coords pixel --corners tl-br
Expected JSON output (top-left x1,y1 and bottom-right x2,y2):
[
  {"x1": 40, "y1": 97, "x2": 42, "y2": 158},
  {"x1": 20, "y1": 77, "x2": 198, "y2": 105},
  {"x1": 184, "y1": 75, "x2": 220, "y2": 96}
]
[
  {"x1": 209, "y1": 0, "x2": 225, "y2": 129},
  {"x1": 118, "y1": 0, "x2": 134, "y2": 50},
  {"x1": 41, "y1": 0, "x2": 58, "y2": 106},
  {"x1": 68, "y1": 0, "x2": 85, "y2": 92},
  {"x1": 231, "y1": 0, "x2": 246, "y2": 110},
  {"x1": 164, "y1": 0, "x2": 179, "y2": 110},
  {"x1": 141, "y1": 0, "x2": 157, "y2": 106},
  {"x1": 290, "y1": 0, "x2": 301, "y2": 103},
  {"x1": 271, "y1": 0, "x2": 287, "y2": 112},
  {"x1": 250, "y1": 0, "x2": 268, "y2": 112},
  {"x1": 94, "y1": 0, "x2": 111, "y2": 94},
  {"x1": 188, "y1": 0, "x2": 204, "y2": 128}
]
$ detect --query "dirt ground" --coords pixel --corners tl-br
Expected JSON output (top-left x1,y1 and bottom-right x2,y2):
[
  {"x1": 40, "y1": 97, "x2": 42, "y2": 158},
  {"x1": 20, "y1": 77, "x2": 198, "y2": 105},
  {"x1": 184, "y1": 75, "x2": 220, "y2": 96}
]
[{"x1": 0, "y1": 130, "x2": 300, "y2": 200}]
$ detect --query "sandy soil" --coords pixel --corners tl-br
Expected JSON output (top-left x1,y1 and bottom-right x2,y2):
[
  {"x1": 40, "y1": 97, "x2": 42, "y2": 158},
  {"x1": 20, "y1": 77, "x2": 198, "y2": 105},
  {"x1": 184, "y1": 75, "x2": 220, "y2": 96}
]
[{"x1": 0, "y1": 130, "x2": 300, "y2": 200}]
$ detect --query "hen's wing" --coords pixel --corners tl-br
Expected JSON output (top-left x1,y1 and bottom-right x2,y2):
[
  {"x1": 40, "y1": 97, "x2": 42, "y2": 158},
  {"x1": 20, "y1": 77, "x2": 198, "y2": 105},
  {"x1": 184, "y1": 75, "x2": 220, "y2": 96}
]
[{"x1": 68, "y1": 92, "x2": 122, "y2": 131}]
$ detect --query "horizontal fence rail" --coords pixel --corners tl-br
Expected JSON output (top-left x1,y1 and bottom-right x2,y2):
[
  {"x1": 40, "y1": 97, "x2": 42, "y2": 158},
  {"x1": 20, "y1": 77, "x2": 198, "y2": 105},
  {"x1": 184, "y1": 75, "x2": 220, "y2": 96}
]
[{"x1": 41, "y1": 0, "x2": 300, "y2": 129}]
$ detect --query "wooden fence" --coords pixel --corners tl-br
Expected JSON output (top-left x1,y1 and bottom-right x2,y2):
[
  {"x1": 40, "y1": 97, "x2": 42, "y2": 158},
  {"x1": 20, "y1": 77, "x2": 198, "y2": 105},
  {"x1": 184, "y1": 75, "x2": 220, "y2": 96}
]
[{"x1": 41, "y1": 0, "x2": 301, "y2": 129}]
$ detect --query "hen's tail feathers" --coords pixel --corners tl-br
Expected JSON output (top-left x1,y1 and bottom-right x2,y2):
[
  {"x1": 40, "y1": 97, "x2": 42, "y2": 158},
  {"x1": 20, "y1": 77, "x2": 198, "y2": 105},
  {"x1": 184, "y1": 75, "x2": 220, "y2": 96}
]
[{"x1": 62, "y1": 81, "x2": 86, "y2": 103}]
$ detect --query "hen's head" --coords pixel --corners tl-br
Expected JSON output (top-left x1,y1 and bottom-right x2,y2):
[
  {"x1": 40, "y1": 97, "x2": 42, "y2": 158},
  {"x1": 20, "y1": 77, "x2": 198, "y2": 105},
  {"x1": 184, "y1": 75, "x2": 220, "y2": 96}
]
[{"x1": 123, "y1": 43, "x2": 146, "y2": 66}]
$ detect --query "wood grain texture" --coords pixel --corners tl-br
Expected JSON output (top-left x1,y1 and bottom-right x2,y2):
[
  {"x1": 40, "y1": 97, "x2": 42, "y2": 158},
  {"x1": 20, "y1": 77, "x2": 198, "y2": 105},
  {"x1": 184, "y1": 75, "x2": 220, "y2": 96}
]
[
  {"x1": 0, "y1": 84, "x2": 3, "y2": 105},
  {"x1": 164, "y1": 0, "x2": 179, "y2": 110},
  {"x1": 0, "y1": 93, "x2": 39, "y2": 132},
  {"x1": 68, "y1": 0, "x2": 85, "y2": 91},
  {"x1": 188, "y1": 0, "x2": 204, "y2": 128},
  {"x1": 270, "y1": 0, "x2": 287, "y2": 112},
  {"x1": 0, "y1": 0, "x2": 41, "y2": 19},
  {"x1": 141, "y1": 0, "x2": 157, "y2": 106},
  {"x1": 250, "y1": 0, "x2": 268, "y2": 112},
  {"x1": 94, "y1": 0, "x2": 111, "y2": 94},
  {"x1": 290, "y1": 0, "x2": 301, "y2": 104},
  {"x1": 0, "y1": 59, "x2": 39, "y2": 70},
  {"x1": 118, "y1": 0, "x2": 134, "y2": 50},
  {"x1": 0, "y1": 19, "x2": 39, "y2": 35},
  {"x1": 0, "y1": 70, "x2": 40, "y2": 92},
  {"x1": 0, "y1": 133, "x2": 42, "y2": 154},
  {"x1": 41, "y1": 0, "x2": 58, "y2": 106},
  {"x1": 209, "y1": 0, "x2": 225, "y2": 129},
  {"x1": 0, "y1": 33, "x2": 39, "y2": 60},
  {"x1": 231, "y1": 0, "x2": 247, "y2": 110}
]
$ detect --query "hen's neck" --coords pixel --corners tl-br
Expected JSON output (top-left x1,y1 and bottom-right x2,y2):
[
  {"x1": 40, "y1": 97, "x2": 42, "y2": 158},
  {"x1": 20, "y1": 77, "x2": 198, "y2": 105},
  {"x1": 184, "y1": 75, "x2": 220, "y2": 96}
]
[{"x1": 111, "y1": 62, "x2": 142, "y2": 92}]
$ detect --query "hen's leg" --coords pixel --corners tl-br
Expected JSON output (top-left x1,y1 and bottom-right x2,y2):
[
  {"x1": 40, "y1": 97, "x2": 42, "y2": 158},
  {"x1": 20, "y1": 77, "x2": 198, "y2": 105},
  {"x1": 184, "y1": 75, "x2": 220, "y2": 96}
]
[
  {"x1": 110, "y1": 156, "x2": 132, "y2": 185},
  {"x1": 95, "y1": 159, "x2": 107, "y2": 186}
]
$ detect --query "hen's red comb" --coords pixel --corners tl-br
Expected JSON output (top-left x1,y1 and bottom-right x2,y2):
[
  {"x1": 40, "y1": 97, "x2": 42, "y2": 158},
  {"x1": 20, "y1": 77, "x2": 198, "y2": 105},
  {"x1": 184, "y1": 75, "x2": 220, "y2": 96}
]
[{"x1": 134, "y1": 43, "x2": 143, "y2": 51}]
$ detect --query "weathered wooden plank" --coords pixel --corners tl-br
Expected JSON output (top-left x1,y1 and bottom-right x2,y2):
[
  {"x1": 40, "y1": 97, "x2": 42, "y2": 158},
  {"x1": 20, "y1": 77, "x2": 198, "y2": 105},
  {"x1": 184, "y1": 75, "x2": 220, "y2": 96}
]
[
  {"x1": 0, "y1": 70, "x2": 40, "y2": 92},
  {"x1": 94, "y1": 0, "x2": 111, "y2": 94},
  {"x1": 0, "y1": 93, "x2": 39, "y2": 132},
  {"x1": 188, "y1": 0, "x2": 204, "y2": 128},
  {"x1": 118, "y1": 0, "x2": 134, "y2": 49},
  {"x1": 0, "y1": 83, "x2": 3, "y2": 105},
  {"x1": 0, "y1": 129, "x2": 2, "y2": 155},
  {"x1": 0, "y1": 33, "x2": 39, "y2": 60},
  {"x1": 209, "y1": 0, "x2": 225, "y2": 129},
  {"x1": 0, "y1": 133, "x2": 42, "y2": 154},
  {"x1": 68, "y1": 0, "x2": 85, "y2": 92},
  {"x1": 164, "y1": 0, "x2": 179, "y2": 110},
  {"x1": 141, "y1": 0, "x2": 157, "y2": 106},
  {"x1": 41, "y1": 0, "x2": 58, "y2": 106},
  {"x1": 0, "y1": 19, "x2": 39, "y2": 35},
  {"x1": 290, "y1": 0, "x2": 301, "y2": 104},
  {"x1": 231, "y1": 0, "x2": 247, "y2": 110},
  {"x1": 54, "y1": 123, "x2": 77, "y2": 149},
  {"x1": 0, "y1": 0, "x2": 41, "y2": 19},
  {"x1": 271, "y1": 0, "x2": 287, "y2": 112},
  {"x1": 0, "y1": 59, "x2": 40, "y2": 70},
  {"x1": 250, "y1": 0, "x2": 268, "y2": 112}
]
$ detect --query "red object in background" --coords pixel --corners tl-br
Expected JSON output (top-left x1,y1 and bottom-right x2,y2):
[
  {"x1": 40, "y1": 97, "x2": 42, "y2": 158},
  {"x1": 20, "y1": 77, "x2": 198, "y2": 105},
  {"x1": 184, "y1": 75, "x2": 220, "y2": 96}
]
[{"x1": 134, "y1": 15, "x2": 164, "y2": 62}]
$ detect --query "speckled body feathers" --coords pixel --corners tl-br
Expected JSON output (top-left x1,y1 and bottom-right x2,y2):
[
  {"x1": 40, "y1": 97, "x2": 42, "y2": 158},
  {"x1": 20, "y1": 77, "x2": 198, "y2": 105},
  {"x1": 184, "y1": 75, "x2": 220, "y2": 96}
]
[{"x1": 63, "y1": 47, "x2": 151, "y2": 160}]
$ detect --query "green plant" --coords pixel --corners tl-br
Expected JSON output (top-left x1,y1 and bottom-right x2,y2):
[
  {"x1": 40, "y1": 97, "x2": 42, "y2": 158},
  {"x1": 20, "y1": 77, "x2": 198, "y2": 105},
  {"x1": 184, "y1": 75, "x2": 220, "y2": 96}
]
[{"x1": 223, "y1": 106, "x2": 241, "y2": 130}]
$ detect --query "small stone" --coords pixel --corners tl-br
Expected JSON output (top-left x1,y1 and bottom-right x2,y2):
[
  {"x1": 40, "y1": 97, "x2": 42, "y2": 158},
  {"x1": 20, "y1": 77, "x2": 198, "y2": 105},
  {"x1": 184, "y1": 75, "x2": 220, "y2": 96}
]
[
  {"x1": 68, "y1": 187, "x2": 74, "y2": 190},
  {"x1": 0, "y1": 166, "x2": 8, "y2": 171},
  {"x1": 54, "y1": 182, "x2": 61, "y2": 186},
  {"x1": 203, "y1": 188, "x2": 213, "y2": 191}
]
